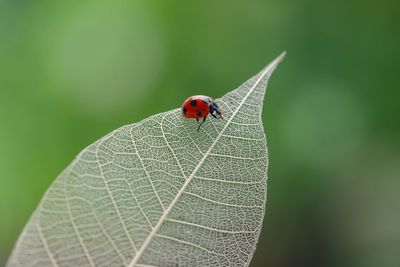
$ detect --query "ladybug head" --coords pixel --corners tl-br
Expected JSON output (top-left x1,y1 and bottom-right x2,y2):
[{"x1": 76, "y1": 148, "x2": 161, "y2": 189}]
[{"x1": 209, "y1": 101, "x2": 222, "y2": 119}]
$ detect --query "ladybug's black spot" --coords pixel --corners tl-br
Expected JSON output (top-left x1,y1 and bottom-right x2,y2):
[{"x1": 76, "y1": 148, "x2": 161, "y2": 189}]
[
  {"x1": 197, "y1": 111, "x2": 202, "y2": 117},
  {"x1": 182, "y1": 106, "x2": 187, "y2": 114},
  {"x1": 190, "y1": 100, "x2": 197, "y2": 107}
]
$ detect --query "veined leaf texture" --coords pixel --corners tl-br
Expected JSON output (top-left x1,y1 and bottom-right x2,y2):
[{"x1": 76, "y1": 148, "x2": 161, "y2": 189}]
[{"x1": 7, "y1": 52, "x2": 285, "y2": 267}]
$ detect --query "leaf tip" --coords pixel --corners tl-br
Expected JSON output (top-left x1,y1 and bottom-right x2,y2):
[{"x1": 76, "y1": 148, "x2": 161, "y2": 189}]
[
  {"x1": 255, "y1": 51, "x2": 286, "y2": 84},
  {"x1": 270, "y1": 51, "x2": 287, "y2": 68}
]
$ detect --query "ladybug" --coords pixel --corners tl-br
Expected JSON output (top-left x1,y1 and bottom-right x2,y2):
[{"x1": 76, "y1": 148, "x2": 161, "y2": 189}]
[{"x1": 181, "y1": 95, "x2": 222, "y2": 131}]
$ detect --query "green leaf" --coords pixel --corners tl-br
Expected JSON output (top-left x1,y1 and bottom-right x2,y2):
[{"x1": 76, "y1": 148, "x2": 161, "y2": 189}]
[{"x1": 7, "y1": 52, "x2": 285, "y2": 267}]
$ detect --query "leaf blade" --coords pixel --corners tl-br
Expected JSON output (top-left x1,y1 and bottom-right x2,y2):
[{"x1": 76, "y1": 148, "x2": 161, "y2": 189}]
[{"x1": 7, "y1": 52, "x2": 285, "y2": 267}]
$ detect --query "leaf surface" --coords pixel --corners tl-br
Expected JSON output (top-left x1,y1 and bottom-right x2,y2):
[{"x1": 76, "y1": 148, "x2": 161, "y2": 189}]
[{"x1": 7, "y1": 52, "x2": 285, "y2": 267}]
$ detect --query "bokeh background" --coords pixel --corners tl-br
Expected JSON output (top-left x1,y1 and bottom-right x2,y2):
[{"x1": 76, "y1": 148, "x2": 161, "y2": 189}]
[{"x1": 1, "y1": 1, "x2": 399, "y2": 266}]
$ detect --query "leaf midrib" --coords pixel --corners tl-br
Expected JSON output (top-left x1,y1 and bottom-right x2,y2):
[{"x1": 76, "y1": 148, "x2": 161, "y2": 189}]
[{"x1": 128, "y1": 52, "x2": 285, "y2": 267}]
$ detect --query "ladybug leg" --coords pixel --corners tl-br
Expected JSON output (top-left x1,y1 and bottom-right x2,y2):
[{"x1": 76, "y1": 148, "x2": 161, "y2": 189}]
[
  {"x1": 197, "y1": 117, "x2": 206, "y2": 132},
  {"x1": 210, "y1": 111, "x2": 223, "y2": 119}
]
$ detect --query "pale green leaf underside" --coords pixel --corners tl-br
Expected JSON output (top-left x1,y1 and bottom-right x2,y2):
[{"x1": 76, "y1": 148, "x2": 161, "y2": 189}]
[{"x1": 7, "y1": 53, "x2": 285, "y2": 267}]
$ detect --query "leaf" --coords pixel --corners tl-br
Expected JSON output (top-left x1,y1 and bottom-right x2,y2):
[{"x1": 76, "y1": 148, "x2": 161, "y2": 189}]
[{"x1": 7, "y1": 52, "x2": 285, "y2": 267}]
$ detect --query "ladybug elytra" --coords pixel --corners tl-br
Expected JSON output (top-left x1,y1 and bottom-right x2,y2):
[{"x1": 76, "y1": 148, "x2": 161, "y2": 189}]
[{"x1": 181, "y1": 95, "x2": 222, "y2": 131}]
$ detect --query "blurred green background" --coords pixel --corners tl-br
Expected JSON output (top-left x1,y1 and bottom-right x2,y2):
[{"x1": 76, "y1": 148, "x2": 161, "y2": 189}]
[{"x1": 1, "y1": 0, "x2": 399, "y2": 266}]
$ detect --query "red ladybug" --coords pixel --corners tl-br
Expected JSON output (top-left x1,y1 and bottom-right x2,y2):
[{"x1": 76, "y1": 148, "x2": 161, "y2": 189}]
[{"x1": 181, "y1": 95, "x2": 222, "y2": 131}]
